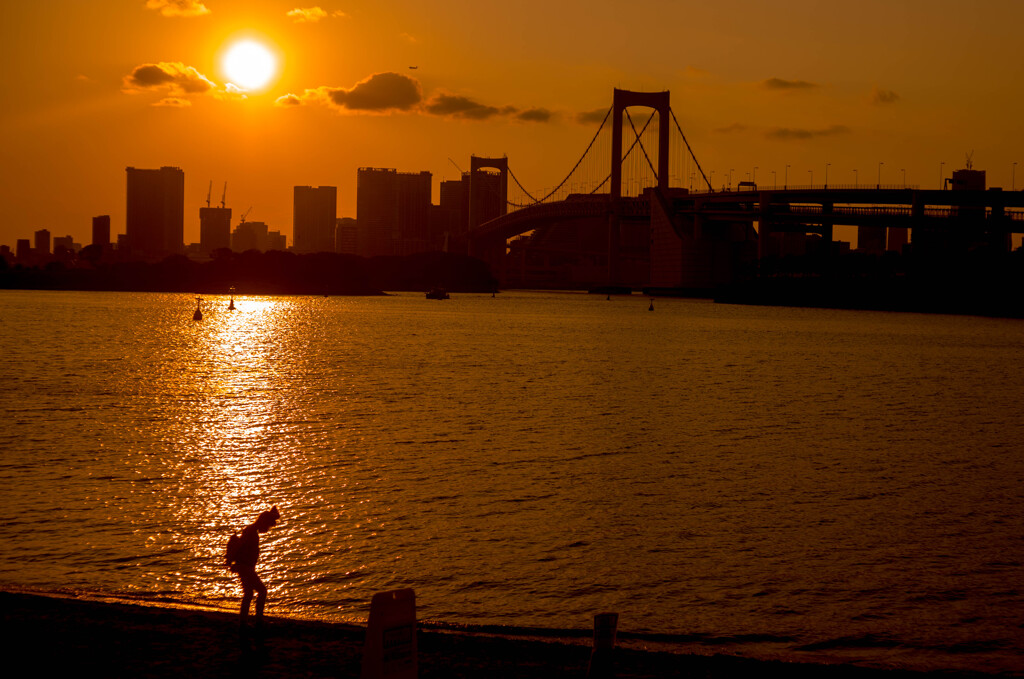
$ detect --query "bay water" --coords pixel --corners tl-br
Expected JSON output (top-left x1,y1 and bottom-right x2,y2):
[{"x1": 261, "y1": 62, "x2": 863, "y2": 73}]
[{"x1": 1, "y1": 289, "x2": 1022, "y2": 673}]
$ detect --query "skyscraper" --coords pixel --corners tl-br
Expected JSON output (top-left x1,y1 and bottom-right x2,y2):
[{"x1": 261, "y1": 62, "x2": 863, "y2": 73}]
[
  {"x1": 125, "y1": 166, "x2": 184, "y2": 258},
  {"x1": 356, "y1": 168, "x2": 432, "y2": 257},
  {"x1": 92, "y1": 215, "x2": 111, "y2": 249},
  {"x1": 293, "y1": 186, "x2": 337, "y2": 253},
  {"x1": 34, "y1": 228, "x2": 51, "y2": 255},
  {"x1": 200, "y1": 206, "x2": 232, "y2": 254}
]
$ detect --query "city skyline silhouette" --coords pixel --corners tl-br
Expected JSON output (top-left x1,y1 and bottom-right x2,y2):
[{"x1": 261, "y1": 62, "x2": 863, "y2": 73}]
[{"x1": 2, "y1": 1, "x2": 1021, "y2": 251}]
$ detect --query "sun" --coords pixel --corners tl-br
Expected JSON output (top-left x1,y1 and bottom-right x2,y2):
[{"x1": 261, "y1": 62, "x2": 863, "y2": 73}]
[{"x1": 223, "y1": 40, "x2": 277, "y2": 91}]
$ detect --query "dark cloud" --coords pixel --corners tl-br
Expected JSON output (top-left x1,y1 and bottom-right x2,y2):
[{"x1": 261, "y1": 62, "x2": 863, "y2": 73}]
[
  {"x1": 766, "y1": 125, "x2": 850, "y2": 140},
  {"x1": 123, "y1": 62, "x2": 215, "y2": 95},
  {"x1": 576, "y1": 107, "x2": 609, "y2": 124},
  {"x1": 763, "y1": 77, "x2": 818, "y2": 90},
  {"x1": 517, "y1": 108, "x2": 553, "y2": 123},
  {"x1": 714, "y1": 123, "x2": 748, "y2": 133},
  {"x1": 280, "y1": 74, "x2": 552, "y2": 122},
  {"x1": 326, "y1": 72, "x2": 422, "y2": 112},
  {"x1": 425, "y1": 94, "x2": 504, "y2": 119},
  {"x1": 145, "y1": 0, "x2": 210, "y2": 17},
  {"x1": 870, "y1": 86, "x2": 900, "y2": 104}
]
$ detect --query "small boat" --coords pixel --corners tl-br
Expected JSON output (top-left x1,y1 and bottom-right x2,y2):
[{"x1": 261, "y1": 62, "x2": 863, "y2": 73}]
[
  {"x1": 193, "y1": 296, "x2": 203, "y2": 321},
  {"x1": 228, "y1": 286, "x2": 235, "y2": 311},
  {"x1": 425, "y1": 287, "x2": 449, "y2": 300}
]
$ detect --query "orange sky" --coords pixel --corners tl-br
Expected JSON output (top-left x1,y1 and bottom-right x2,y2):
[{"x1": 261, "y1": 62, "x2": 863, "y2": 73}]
[{"x1": 1, "y1": 0, "x2": 1022, "y2": 248}]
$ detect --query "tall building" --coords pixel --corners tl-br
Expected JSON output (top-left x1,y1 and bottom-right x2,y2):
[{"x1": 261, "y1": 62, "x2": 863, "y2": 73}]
[
  {"x1": 356, "y1": 168, "x2": 432, "y2": 257},
  {"x1": 231, "y1": 220, "x2": 269, "y2": 252},
  {"x1": 125, "y1": 166, "x2": 184, "y2": 258},
  {"x1": 92, "y1": 215, "x2": 111, "y2": 249},
  {"x1": 293, "y1": 186, "x2": 337, "y2": 253},
  {"x1": 200, "y1": 206, "x2": 232, "y2": 253},
  {"x1": 34, "y1": 228, "x2": 51, "y2": 255},
  {"x1": 335, "y1": 217, "x2": 358, "y2": 254}
]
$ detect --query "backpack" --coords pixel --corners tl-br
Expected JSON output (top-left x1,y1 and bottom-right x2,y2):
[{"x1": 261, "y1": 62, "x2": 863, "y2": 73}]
[{"x1": 225, "y1": 533, "x2": 241, "y2": 572}]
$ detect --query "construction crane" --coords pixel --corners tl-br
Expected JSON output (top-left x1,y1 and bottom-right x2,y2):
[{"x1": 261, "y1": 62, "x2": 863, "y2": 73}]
[
  {"x1": 240, "y1": 206, "x2": 252, "y2": 223},
  {"x1": 206, "y1": 180, "x2": 212, "y2": 208},
  {"x1": 220, "y1": 182, "x2": 227, "y2": 209}
]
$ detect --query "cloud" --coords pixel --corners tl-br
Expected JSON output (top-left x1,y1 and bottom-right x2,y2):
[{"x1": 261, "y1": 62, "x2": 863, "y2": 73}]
[
  {"x1": 123, "y1": 62, "x2": 215, "y2": 95},
  {"x1": 576, "y1": 107, "x2": 609, "y2": 124},
  {"x1": 279, "y1": 73, "x2": 553, "y2": 122},
  {"x1": 328, "y1": 72, "x2": 422, "y2": 111},
  {"x1": 154, "y1": 97, "x2": 191, "y2": 107},
  {"x1": 714, "y1": 123, "x2": 748, "y2": 134},
  {"x1": 123, "y1": 62, "x2": 245, "y2": 105},
  {"x1": 145, "y1": 0, "x2": 210, "y2": 17},
  {"x1": 763, "y1": 77, "x2": 818, "y2": 90},
  {"x1": 275, "y1": 93, "x2": 303, "y2": 107},
  {"x1": 280, "y1": 72, "x2": 422, "y2": 113},
  {"x1": 517, "y1": 108, "x2": 553, "y2": 123},
  {"x1": 765, "y1": 125, "x2": 850, "y2": 140},
  {"x1": 400, "y1": 32, "x2": 418, "y2": 43},
  {"x1": 425, "y1": 94, "x2": 507, "y2": 120},
  {"x1": 287, "y1": 7, "x2": 327, "y2": 22},
  {"x1": 870, "y1": 86, "x2": 900, "y2": 104}
]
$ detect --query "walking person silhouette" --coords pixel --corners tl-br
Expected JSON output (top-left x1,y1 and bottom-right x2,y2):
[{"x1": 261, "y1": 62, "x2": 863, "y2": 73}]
[{"x1": 227, "y1": 506, "x2": 280, "y2": 630}]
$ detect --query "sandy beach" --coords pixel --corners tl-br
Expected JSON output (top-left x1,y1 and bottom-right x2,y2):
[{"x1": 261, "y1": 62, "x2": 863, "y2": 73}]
[{"x1": 2, "y1": 591, "x2": 990, "y2": 678}]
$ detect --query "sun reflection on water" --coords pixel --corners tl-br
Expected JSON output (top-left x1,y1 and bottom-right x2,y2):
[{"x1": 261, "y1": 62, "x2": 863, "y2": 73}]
[{"x1": 161, "y1": 295, "x2": 336, "y2": 609}]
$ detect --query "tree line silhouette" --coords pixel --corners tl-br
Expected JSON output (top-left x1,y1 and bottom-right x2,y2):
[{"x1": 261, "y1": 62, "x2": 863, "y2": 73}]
[{"x1": 0, "y1": 249, "x2": 498, "y2": 295}]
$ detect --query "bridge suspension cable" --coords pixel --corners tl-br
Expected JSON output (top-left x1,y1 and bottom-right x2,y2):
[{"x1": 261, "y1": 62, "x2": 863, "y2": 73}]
[
  {"x1": 504, "y1": 96, "x2": 714, "y2": 209},
  {"x1": 507, "y1": 106, "x2": 613, "y2": 207},
  {"x1": 624, "y1": 110, "x2": 659, "y2": 181},
  {"x1": 669, "y1": 107, "x2": 712, "y2": 192},
  {"x1": 588, "y1": 109, "x2": 658, "y2": 195}
]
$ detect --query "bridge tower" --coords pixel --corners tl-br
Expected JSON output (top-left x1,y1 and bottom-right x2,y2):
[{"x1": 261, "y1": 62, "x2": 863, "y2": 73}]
[
  {"x1": 610, "y1": 89, "x2": 670, "y2": 200},
  {"x1": 468, "y1": 156, "x2": 508, "y2": 231},
  {"x1": 466, "y1": 155, "x2": 509, "y2": 282},
  {"x1": 608, "y1": 89, "x2": 670, "y2": 287}
]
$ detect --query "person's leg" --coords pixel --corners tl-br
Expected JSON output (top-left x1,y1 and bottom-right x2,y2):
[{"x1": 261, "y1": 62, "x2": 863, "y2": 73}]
[
  {"x1": 239, "y1": 571, "x2": 256, "y2": 623},
  {"x1": 253, "y1": 574, "x2": 268, "y2": 621}
]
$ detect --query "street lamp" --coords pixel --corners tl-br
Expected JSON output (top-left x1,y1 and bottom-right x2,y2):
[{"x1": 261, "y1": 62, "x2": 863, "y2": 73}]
[
  {"x1": 901, "y1": 168, "x2": 906, "y2": 187},
  {"x1": 854, "y1": 169, "x2": 859, "y2": 188},
  {"x1": 1013, "y1": 162, "x2": 1018, "y2": 191},
  {"x1": 753, "y1": 166, "x2": 759, "y2": 185},
  {"x1": 939, "y1": 161, "x2": 945, "y2": 189},
  {"x1": 785, "y1": 164, "x2": 790, "y2": 189},
  {"x1": 808, "y1": 169, "x2": 813, "y2": 187},
  {"x1": 825, "y1": 162, "x2": 830, "y2": 189},
  {"x1": 729, "y1": 168, "x2": 734, "y2": 190},
  {"x1": 877, "y1": 161, "x2": 884, "y2": 189},
  {"x1": 772, "y1": 170, "x2": 777, "y2": 189}
]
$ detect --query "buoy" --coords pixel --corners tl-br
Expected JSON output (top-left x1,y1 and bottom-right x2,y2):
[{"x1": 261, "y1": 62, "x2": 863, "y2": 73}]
[
  {"x1": 193, "y1": 296, "x2": 203, "y2": 321},
  {"x1": 648, "y1": 299, "x2": 654, "y2": 311},
  {"x1": 228, "y1": 286, "x2": 235, "y2": 310}
]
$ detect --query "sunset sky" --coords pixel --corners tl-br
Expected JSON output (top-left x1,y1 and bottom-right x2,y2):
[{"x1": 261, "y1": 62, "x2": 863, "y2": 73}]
[{"x1": 2, "y1": 0, "x2": 1021, "y2": 249}]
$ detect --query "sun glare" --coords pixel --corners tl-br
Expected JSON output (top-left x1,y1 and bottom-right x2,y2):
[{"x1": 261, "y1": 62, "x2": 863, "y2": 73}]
[{"x1": 223, "y1": 40, "x2": 276, "y2": 91}]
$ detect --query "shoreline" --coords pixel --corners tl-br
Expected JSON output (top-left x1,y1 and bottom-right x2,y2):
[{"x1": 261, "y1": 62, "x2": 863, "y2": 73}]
[{"x1": 2, "y1": 591, "x2": 996, "y2": 678}]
